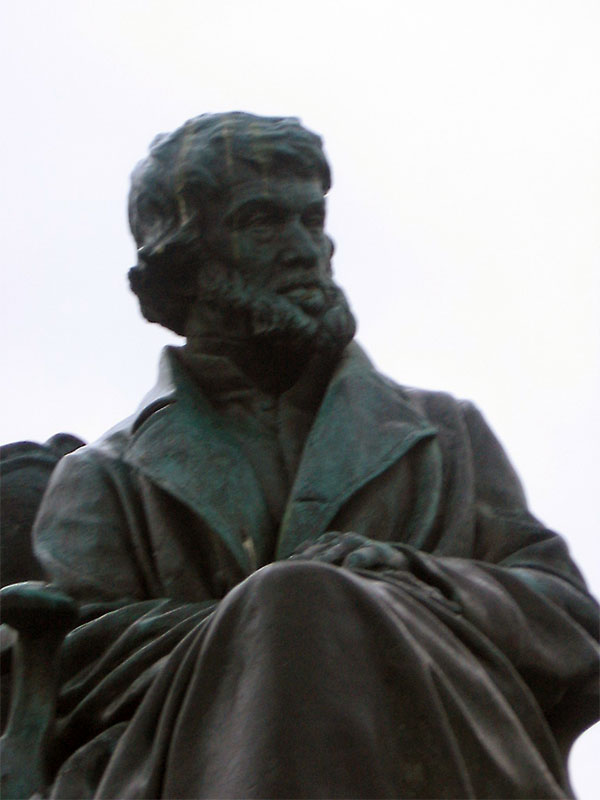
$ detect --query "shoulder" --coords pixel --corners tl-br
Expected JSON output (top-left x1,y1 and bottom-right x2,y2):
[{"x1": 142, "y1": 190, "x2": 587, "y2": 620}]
[
  {"x1": 346, "y1": 343, "x2": 482, "y2": 440},
  {"x1": 397, "y1": 384, "x2": 506, "y2": 457},
  {"x1": 392, "y1": 380, "x2": 480, "y2": 438},
  {"x1": 82, "y1": 345, "x2": 183, "y2": 460},
  {"x1": 401, "y1": 384, "x2": 467, "y2": 417}
]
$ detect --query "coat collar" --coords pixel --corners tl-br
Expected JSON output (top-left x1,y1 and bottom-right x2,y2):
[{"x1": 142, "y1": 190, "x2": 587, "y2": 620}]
[
  {"x1": 276, "y1": 343, "x2": 438, "y2": 557},
  {"x1": 119, "y1": 343, "x2": 437, "y2": 570}
]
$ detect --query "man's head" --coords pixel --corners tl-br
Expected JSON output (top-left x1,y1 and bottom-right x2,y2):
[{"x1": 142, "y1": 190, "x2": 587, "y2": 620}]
[{"x1": 128, "y1": 112, "x2": 355, "y2": 356}]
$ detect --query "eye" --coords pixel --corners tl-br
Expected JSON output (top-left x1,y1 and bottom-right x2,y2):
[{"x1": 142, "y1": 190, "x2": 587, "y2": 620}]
[
  {"x1": 245, "y1": 211, "x2": 276, "y2": 228},
  {"x1": 302, "y1": 209, "x2": 325, "y2": 230},
  {"x1": 232, "y1": 207, "x2": 283, "y2": 239}
]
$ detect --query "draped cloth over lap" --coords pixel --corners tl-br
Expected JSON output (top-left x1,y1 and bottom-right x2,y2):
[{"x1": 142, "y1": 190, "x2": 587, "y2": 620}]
[
  {"x1": 49, "y1": 562, "x2": 595, "y2": 799},
  {"x1": 33, "y1": 345, "x2": 599, "y2": 799}
]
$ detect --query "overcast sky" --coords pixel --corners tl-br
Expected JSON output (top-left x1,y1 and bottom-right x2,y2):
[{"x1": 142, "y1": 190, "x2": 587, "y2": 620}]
[{"x1": 2, "y1": 1, "x2": 599, "y2": 793}]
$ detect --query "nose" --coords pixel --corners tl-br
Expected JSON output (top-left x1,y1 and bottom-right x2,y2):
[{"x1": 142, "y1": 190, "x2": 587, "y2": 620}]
[{"x1": 280, "y1": 219, "x2": 320, "y2": 270}]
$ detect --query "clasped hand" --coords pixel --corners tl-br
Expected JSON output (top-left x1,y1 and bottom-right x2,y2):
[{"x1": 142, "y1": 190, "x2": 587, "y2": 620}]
[{"x1": 290, "y1": 531, "x2": 410, "y2": 571}]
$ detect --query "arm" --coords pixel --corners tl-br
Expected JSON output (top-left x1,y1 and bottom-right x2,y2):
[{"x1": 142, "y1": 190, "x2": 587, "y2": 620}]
[
  {"x1": 33, "y1": 446, "x2": 155, "y2": 601},
  {"x1": 29, "y1": 446, "x2": 219, "y2": 748},
  {"x1": 292, "y1": 399, "x2": 599, "y2": 749},
  {"x1": 419, "y1": 401, "x2": 599, "y2": 750}
]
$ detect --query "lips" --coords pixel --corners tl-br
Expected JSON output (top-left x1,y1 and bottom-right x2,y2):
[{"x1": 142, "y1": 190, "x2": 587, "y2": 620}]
[
  {"x1": 277, "y1": 280, "x2": 325, "y2": 296},
  {"x1": 285, "y1": 286, "x2": 322, "y2": 300},
  {"x1": 278, "y1": 283, "x2": 327, "y2": 312}
]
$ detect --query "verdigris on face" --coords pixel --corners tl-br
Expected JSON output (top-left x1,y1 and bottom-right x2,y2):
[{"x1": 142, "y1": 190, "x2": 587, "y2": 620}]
[{"x1": 205, "y1": 176, "x2": 332, "y2": 313}]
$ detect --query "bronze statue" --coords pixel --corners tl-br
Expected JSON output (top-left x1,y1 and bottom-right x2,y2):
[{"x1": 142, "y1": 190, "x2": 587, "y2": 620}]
[{"x1": 2, "y1": 112, "x2": 598, "y2": 798}]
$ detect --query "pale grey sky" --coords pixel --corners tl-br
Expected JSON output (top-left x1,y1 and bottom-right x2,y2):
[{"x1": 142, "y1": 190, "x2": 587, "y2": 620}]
[{"x1": 2, "y1": 1, "x2": 599, "y2": 793}]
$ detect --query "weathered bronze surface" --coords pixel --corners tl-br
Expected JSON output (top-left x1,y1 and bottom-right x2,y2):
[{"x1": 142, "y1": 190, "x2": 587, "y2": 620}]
[{"x1": 2, "y1": 113, "x2": 598, "y2": 798}]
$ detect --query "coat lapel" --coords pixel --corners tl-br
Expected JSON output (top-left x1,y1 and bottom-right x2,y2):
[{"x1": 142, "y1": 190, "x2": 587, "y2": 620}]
[
  {"x1": 120, "y1": 345, "x2": 439, "y2": 570},
  {"x1": 122, "y1": 349, "x2": 272, "y2": 574},
  {"x1": 276, "y1": 345, "x2": 438, "y2": 558}
]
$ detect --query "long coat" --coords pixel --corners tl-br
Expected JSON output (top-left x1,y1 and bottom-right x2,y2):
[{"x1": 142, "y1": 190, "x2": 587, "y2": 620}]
[{"x1": 34, "y1": 343, "x2": 599, "y2": 799}]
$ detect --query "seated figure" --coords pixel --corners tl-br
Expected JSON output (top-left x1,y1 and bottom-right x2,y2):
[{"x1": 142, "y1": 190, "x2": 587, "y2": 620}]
[{"x1": 7, "y1": 112, "x2": 598, "y2": 798}]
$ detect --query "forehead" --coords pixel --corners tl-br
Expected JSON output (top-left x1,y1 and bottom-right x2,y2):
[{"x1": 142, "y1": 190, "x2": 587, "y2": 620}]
[{"x1": 222, "y1": 176, "x2": 325, "y2": 217}]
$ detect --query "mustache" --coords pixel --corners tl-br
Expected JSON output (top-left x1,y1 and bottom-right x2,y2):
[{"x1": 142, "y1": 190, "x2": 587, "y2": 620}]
[
  {"x1": 199, "y1": 257, "x2": 336, "y2": 301},
  {"x1": 274, "y1": 276, "x2": 332, "y2": 293}
]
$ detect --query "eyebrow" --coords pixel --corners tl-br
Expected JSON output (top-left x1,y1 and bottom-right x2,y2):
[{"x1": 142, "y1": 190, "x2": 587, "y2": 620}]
[
  {"x1": 225, "y1": 197, "x2": 326, "y2": 227},
  {"x1": 226, "y1": 198, "x2": 282, "y2": 222}
]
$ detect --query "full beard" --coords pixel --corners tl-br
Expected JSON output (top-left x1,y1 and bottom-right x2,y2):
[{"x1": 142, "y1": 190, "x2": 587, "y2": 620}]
[{"x1": 191, "y1": 260, "x2": 357, "y2": 362}]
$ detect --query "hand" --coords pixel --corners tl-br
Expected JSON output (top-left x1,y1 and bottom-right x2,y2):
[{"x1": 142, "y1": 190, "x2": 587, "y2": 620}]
[{"x1": 290, "y1": 531, "x2": 410, "y2": 571}]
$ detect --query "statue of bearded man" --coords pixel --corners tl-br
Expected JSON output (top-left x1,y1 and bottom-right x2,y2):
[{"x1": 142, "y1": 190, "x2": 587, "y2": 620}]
[{"x1": 17, "y1": 112, "x2": 598, "y2": 798}]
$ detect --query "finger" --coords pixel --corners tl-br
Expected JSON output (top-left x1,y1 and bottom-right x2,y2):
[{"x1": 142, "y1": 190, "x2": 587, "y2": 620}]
[
  {"x1": 311, "y1": 539, "x2": 357, "y2": 564},
  {"x1": 294, "y1": 535, "x2": 366, "y2": 565},
  {"x1": 289, "y1": 541, "x2": 347, "y2": 562},
  {"x1": 290, "y1": 532, "x2": 369, "y2": 564},
  {"x1": 345, "y1": 544, "x2": 409, "y2": 570},
  {"x1": 291, "y1": 534, "x2": 335, "y2": 558},
  {"x1": 344, "y1": 544, "x2": 381, "y2": 569},
  {"x1": 291, "y1": 531, "x2": 345, "y2": 557}
]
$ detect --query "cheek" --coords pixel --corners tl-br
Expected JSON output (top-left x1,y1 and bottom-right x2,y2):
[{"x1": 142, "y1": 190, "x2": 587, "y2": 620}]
[
  {"x1": 226, "y1": 232, "x2": 259, "y2": 265},
  {"x1": 232, "y1": 239, "x2": 278, "y2": 278}
]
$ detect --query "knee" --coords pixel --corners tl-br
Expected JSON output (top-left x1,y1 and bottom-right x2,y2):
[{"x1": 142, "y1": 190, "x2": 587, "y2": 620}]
[
  {"x1": 246, "y1": 558, "x2": 345, "y2": 597},
  {"x1": 225, "y1": 559, "x2": 357, "y2": 620}
]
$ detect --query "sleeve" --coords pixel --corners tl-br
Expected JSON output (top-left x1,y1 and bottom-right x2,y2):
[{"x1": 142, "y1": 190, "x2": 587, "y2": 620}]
[
  {"x1": 33, "y1": 446, "x2": 157, "y2": 601},
  {"x1": 413, "y1": 401, "x2": 599, "y2": 747},
  {"x1": 459, "y1": 400, "x2": 598, "y2": 632}
]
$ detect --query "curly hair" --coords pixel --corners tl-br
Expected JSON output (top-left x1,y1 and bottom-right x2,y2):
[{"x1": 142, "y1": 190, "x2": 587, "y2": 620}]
[{"x1": 127, "y1": 112, "x2": 332, "y2": 335}]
